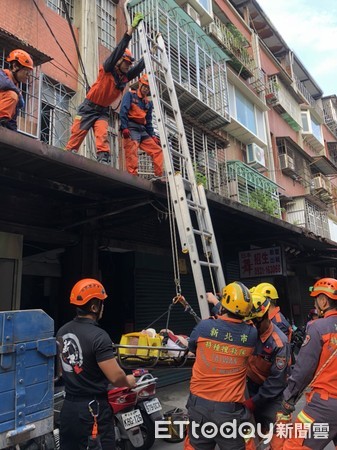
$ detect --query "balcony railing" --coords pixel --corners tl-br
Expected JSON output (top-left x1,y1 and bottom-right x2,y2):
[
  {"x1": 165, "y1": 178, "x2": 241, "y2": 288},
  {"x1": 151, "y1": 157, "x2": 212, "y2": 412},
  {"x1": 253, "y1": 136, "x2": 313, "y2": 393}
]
[
  {"x1": 266, "y1": 76, "x2": 302, "y2": 131},
  {"x1": 225, "y1": 160, "x2": 282, "y2": 218},
  {"x1": 206, "y1": 19, "x2": 255, "y2": 79},
  {"x1": 285, "y1": 197, "x2": 330, "y2": 238},
  {"x1": 293, "y1": 75, "x2": 324, "y2": 121},
  {"x1": 130, "y1": 0, "x2": 230, "y2": 124}
]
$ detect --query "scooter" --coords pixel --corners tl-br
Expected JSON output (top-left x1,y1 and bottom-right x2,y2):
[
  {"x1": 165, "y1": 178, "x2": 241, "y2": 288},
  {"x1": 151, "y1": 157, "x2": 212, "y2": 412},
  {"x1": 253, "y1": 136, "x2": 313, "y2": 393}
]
[
  {"x1": 108, "y1": 382, "x2": 144, "y2": 450},
  {"x1": 132, "y1": 369, "x2": 163, "y2": 449}
]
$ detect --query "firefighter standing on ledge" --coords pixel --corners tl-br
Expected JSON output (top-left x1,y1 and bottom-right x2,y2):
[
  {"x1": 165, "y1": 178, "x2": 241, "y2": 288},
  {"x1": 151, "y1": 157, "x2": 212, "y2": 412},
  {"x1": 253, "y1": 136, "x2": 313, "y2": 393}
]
[
  {"x1": 120, "y1": 73, "x2": 164, "y2": 178},
  {"x1": 65, "y1": 13, "x2": 144, "y2": 165}
]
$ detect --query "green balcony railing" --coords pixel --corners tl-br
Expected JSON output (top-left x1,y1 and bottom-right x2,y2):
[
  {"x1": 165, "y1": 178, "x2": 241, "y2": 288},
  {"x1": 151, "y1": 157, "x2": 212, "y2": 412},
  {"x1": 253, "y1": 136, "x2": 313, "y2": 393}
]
[{"x1": 226, "y1": 160, "x2": 282, "y2": 218}]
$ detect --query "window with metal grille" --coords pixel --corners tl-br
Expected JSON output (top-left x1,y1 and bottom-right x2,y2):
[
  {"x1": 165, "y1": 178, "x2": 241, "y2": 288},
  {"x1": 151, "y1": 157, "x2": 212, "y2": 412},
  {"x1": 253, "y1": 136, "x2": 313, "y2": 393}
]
[
  {"x1": 46, "y1": 0, "x2": 74, "y2": 20},
  {"x1": 40, "y1": 75, "x2": 76, "y2": 148},
  {"x1": 97, "y1": 0, "x2": 116, "y2": 51}
]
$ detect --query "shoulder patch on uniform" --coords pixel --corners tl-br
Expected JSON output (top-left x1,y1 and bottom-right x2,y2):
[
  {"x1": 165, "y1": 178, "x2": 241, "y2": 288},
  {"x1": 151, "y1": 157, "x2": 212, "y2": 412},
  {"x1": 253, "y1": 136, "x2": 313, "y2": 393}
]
[
  {"x1": 275, "y1": 356, "x2": 286, "y2": 370},
  {"x1": 302, "y1": 334, "x2": 311, "y2": 346}
]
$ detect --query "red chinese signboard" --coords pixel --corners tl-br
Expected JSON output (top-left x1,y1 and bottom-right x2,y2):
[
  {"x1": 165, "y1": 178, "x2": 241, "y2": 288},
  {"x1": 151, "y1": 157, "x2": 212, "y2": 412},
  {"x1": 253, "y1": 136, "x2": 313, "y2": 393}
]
[{"x1": 239, "y1": 247, "x2": 283, "y2": 278}]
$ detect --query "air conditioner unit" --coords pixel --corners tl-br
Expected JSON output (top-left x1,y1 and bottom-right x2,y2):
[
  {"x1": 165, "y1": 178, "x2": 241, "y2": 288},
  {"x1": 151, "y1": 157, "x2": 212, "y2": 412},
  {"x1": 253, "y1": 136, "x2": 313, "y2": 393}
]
[
  {"x1": 246, "y1": 143, "x2": 266, "y2": 169},
  {"x1": 208, "y1": 22, "x2": 223, "y2": 43},
  {"x1": 279, "y1": 154, "x2": 295, "y2": 172},
  {"x1": 184, "y1": 3, "x2": 201, "y2": 25},
  {"x1": 313, "y1": 174, "x2": 327, "y2": 191}
]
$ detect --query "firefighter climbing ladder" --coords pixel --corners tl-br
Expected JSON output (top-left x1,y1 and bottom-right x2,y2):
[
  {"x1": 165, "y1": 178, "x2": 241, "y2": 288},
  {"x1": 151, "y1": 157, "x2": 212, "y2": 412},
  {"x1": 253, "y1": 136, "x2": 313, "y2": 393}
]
[{"x1": 137, "y1": 22, "x2": 226, "y2": 319}]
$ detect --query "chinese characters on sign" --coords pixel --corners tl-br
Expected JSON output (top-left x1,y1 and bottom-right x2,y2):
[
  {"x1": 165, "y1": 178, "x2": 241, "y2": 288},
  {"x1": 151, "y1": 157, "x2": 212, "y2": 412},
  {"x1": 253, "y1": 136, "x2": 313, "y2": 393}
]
[{"x1": 239, "y1": 247, "x2": 283, "y2": 278}]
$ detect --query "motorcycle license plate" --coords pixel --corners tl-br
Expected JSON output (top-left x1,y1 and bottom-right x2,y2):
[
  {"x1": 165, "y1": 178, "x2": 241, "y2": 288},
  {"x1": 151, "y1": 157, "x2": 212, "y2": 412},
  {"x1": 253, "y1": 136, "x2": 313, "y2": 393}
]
[
  {"x1": 144, "y1": 398, "x2": 162, "y2": 414},
  {"x1": 121, "y1": 409, "x2": 143, "y2": 430}
]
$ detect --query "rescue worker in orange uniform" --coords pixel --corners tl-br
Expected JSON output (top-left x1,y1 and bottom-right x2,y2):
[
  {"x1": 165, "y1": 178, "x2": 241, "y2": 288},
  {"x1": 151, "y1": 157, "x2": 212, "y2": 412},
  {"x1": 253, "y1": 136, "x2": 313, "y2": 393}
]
[
  {"x1": 281, "y1": 277, "x2": 337, "y2": 449},
  {"x1": 0, "y1": 49, "x2": 33, "y2": 131},
  {"x1": 184, "y1": 282, "x2": 258, "y2": 450},
  {"x1": 244, "y1": 293, "x2": 291, "y2": 450},
  {"x1": 252, "y1": 283, "x2": 292, "y2": 342},
  {"x1": 65, "y1": 12, "x2": 144, "y2": 164},
  {"x1": 56, "y1": 278, "x2": 136, "y2": 450},
  {"x1": 120, "y1": 73, "x2": 163, "y2": 177}
]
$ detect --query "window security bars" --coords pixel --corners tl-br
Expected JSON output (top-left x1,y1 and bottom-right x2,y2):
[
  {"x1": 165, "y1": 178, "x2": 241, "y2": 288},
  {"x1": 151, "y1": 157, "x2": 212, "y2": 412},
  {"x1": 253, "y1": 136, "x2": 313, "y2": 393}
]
[
  {"x1": 46, "y1": 0, "x2": 74, "y2": 20},
  {"x1": 97, "y1": 0, "x2": 116, "y2": 51}
]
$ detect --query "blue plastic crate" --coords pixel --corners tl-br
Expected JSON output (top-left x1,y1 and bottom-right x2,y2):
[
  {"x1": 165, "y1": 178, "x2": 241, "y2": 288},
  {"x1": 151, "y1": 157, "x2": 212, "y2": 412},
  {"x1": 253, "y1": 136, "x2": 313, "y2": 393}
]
[{"x1": 0, "y1": 310, "x2": 56, "y2": 448}]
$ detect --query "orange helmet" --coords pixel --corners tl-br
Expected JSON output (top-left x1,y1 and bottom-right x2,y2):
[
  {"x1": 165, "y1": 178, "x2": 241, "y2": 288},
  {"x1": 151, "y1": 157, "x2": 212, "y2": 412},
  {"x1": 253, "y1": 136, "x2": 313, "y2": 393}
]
[
  {"x1": 7, "y1": 49, "x2": 34, "y2": 70},
  {"x1": 139, "y1": 74, "x2": 149, "y2": 86},
  {"x1": 309, "y1": 278, "x2": 337, "y2": 300},
  {"x1": 70, "y1": 278, "x2": 107, "y2": 306},
  {"x1": 122, "y1": 48, "x2": 134, "y2": 63}
]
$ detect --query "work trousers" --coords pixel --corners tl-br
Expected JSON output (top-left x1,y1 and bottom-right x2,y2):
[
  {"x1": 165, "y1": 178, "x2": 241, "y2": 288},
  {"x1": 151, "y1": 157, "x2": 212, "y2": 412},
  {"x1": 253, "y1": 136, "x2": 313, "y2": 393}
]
[
  {"x1": 184, "y1": 393, "x2": 247, "y2": 450},
  {"x1": 66, "y1": 99, "x2": 110, "y2": 154},
  {"x1": 60, "y1": 397, "x2": 115, "y2": 450},
  {"x1": 123, "y1": 123, "x2": 163, "y2": 177},
  {"x1": 247, "y1": 378, "x2": 288, "y2": 450},
  {"x1": 283, "y1": 391, "x2": 337, "y2": 450}
]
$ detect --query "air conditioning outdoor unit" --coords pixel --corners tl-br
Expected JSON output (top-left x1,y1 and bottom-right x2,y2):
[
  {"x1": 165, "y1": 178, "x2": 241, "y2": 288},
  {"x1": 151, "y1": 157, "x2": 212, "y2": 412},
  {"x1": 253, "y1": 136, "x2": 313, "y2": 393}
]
[
  {"x1": 184, "y1": 3, "x2": 201, "y2": 25},
  {"x1": 246, "y1": 143, "x2": 266, "y2": 169},
  {"x1": 279, "y1": 154, "x2": 295, "y2": 172},
  {"x1": 313, "y1": 174, "x2": 327, "y2": 191},
  {"x1": 208, "y1": 22, "x2": 223, "y2": 43}
]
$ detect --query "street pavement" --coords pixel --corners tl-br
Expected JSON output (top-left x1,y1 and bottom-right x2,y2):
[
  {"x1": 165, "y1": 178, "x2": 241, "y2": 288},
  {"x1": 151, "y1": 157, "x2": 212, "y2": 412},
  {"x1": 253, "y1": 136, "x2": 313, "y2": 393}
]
[{"x1": 152, "y1": 380, "x2": 335, "y2": 449}]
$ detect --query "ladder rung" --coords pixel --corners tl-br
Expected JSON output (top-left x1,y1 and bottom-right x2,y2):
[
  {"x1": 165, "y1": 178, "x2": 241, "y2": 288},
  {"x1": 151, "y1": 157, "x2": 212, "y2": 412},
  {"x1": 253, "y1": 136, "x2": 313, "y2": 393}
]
[
  {"x1": 170, "y1": 148, "x2": 187, "y2": 160},
  {"x1": 193, "y1": 229, "x2": 213, "y2": 238},
  {"x1": 187, "y1": 199, "x2": 206, "y2": 211},
  {"x1": 200, "y1": 261, "x2": 219, "y2": 268}
]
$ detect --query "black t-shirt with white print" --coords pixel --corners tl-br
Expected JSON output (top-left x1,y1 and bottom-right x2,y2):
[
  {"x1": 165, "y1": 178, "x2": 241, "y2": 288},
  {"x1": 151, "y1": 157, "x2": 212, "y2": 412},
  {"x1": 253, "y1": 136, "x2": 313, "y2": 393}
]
[{"x1": 56, "y1": 317, "x2": 116, "y2": 396}]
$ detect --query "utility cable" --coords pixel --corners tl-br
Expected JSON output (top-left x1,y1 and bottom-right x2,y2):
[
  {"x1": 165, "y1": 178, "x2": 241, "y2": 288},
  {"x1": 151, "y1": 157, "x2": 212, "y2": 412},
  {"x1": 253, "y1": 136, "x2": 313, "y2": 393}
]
[
  {"x1": 32, "y1": 0, "x2": 86, "y2": 89},
  {"x1": 60, "y1": 0, "x2": 90, "y2": 92}
]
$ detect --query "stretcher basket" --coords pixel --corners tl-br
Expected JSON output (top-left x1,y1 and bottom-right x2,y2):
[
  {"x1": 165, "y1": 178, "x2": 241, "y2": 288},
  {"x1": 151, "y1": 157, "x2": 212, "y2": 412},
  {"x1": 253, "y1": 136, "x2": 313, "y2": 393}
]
[{"x1": 114, "y1": 332, "x2": 195, "y2": 369}]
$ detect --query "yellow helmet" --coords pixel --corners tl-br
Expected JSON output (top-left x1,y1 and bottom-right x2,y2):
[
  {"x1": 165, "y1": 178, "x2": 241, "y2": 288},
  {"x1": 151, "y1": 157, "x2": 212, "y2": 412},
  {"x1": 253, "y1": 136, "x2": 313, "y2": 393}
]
[
  {"x1": 246, "y1": 293, "x2": 271, "y2": 320},
  {"x1": 221, "y1": 282, "x2": 253, "y2": 317},
  {"x1": 254, "y1": 282, "x2": 279, "y2": 300}
]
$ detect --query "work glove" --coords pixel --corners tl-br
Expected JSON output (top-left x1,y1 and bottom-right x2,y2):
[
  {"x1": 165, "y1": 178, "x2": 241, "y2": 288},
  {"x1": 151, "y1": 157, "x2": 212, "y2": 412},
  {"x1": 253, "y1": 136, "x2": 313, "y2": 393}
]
[
  {"x1": 280, "y1": 398, "x2": 295, "y2": 416},
  {"x1": 152, "y1": 136, "x2": 160, "y2": 146},
  {"x1": 122, "y1": 129, "x2": 131, "y2": 139},
  {"x1": 131, "y1": 12, "x2": 144, "y2": 29},
  {"x1": 243, "y1": 397, "x2": 255, "y2": 412}
]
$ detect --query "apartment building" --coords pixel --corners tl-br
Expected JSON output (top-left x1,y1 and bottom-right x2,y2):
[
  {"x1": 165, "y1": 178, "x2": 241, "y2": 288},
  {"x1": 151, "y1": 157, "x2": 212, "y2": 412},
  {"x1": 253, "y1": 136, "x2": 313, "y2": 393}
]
[{"x1": 1, "y1": 0, "x2": 337, "y2": 346}]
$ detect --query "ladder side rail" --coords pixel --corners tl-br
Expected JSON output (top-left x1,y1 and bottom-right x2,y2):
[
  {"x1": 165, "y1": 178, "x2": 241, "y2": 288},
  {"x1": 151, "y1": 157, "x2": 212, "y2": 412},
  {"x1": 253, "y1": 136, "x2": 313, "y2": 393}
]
[{"x1": 197, "y1": 184, "x2": 226, "y2": 292}]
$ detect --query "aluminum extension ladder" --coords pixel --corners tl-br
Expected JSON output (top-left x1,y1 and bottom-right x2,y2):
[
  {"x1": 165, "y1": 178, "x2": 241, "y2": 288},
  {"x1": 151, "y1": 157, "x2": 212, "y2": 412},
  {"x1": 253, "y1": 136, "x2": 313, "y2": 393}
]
[{"x1": 137, "y1": 22, "x2": 226, "y2": 319}]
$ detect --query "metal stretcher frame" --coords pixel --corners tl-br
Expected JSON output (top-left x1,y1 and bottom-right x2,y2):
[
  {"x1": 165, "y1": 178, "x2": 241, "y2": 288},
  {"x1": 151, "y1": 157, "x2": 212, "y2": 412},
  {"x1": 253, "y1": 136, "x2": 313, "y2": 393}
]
[{"x1": 114, "y1": 344, "x2": 195, "y2": 369}]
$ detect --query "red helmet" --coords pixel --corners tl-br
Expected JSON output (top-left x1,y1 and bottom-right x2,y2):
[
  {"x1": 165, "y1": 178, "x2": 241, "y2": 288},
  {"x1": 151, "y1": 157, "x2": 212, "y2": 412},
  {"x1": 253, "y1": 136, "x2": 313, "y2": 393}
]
[
  {"x1": 139, "y1": 74, "x2": 149, "y2": 86},
  {"x1": 309, "y1": 278, "x2": 337, "y2": 300},
  {"x1": 7, "y1": 49, "x2": 34, "y2": 70},
  {"x1": 122, "y1": 48, "x2": 134, "y2": 63},
  {"x1": 70, "y1": 278, "x2": 107, "y2": 306}
]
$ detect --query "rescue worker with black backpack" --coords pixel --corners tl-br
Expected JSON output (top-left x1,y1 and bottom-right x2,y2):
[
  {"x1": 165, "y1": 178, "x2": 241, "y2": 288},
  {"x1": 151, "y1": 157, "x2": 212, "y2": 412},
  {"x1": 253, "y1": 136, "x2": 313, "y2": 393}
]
[
  {"x1": 244, "y1": 292, "x2": 291, "y2": 450},
  {"x1": 281, "y1": 277, "x2": 337, "y2": 449},
  {"x1": 56, "y1": 278, "x2": 136, "y2": 450},
  {"x1": 184, "y1": 282, "x2": 258, "y2": 450},
  {"x1": 0, "y1": 49, "x2": 34, "y2": 131}
]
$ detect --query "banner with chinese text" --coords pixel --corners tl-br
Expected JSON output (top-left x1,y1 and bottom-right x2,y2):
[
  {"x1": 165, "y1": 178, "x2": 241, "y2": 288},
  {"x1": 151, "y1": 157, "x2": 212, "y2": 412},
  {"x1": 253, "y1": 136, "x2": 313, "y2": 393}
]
[{"x1": 239, "y1": 247, "x2": 283, "y2": 278}]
